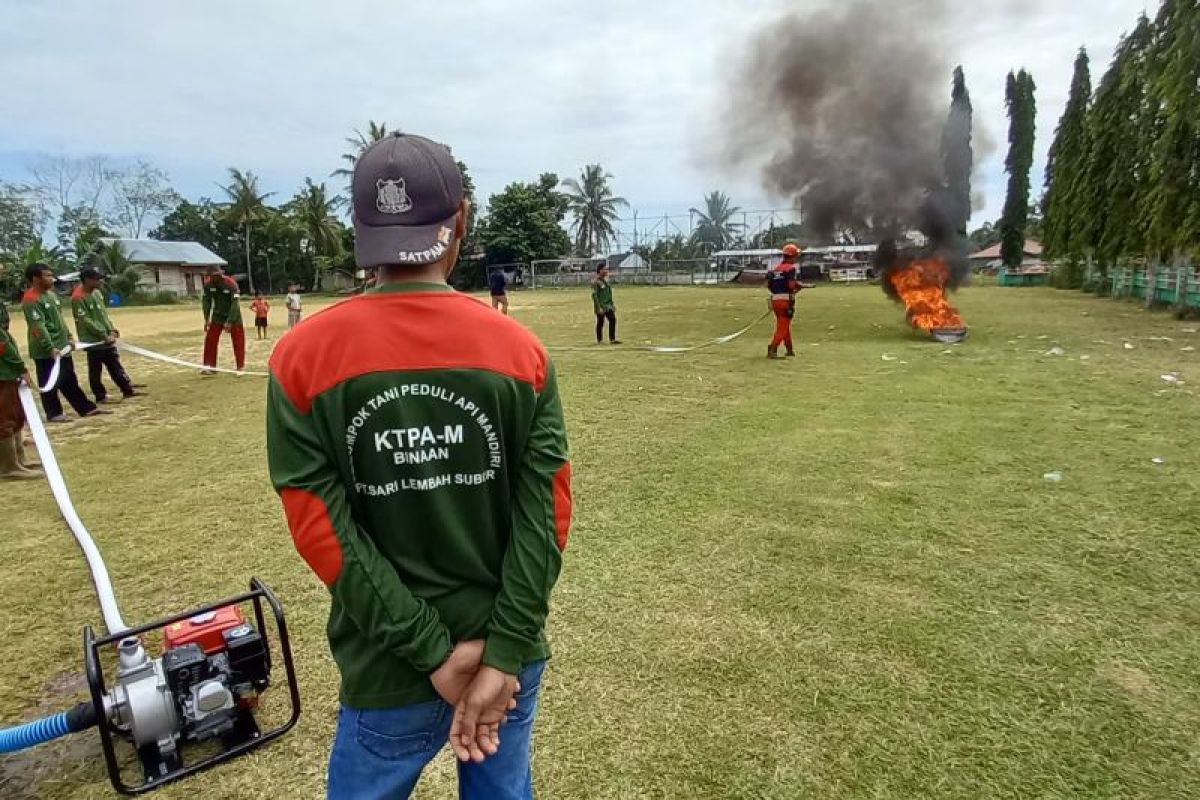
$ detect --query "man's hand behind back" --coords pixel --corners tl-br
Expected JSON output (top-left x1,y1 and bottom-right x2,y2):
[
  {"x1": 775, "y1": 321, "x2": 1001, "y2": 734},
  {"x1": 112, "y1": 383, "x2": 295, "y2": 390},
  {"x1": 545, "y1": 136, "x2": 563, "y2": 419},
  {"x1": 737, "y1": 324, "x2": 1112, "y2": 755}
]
[
  {"x1": 430, "y1": 640, "x2": 485, "y2": 705},
  {"x1": 450, "y1": 666, "x2": 521, "y2": 763}
]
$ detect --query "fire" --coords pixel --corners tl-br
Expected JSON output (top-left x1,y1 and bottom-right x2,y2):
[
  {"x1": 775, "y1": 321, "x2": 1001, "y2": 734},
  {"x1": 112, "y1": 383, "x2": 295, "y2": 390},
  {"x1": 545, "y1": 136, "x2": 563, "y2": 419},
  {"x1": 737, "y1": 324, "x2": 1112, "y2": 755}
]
[{"x1": 887, "y1": 257, "x2": 966, "y2": 331}]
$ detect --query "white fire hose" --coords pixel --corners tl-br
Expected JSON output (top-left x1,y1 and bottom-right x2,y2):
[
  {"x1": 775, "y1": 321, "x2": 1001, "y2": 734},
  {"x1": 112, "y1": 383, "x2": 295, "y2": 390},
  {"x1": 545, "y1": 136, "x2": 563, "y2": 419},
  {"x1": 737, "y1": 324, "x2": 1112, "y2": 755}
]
[
  {"x1": 549, "y1": 309, "x2": 771, "y2": 353},
  {"x1": 19, "y1": 338, "x2": 267, "y2": 634},
  {"x1": 17, "y1": 377, "x2": 128, "y2": 634}
]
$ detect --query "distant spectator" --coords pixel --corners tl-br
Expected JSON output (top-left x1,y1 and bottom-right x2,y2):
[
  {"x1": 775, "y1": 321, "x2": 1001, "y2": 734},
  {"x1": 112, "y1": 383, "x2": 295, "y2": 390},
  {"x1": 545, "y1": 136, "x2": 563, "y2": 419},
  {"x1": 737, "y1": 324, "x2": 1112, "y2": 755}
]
[
  {"x1": 251, "y1": 292, "x2": 271, "y2": 340},
  {"x1": 285, "y1": 284, "x2": 302, "y2": 329},
  {"x1": 489, "y1": 268, "x2": 510, "y2": 315},
  {"x1": 591, "y1": 264, "x2": 620, "y2": 345}
]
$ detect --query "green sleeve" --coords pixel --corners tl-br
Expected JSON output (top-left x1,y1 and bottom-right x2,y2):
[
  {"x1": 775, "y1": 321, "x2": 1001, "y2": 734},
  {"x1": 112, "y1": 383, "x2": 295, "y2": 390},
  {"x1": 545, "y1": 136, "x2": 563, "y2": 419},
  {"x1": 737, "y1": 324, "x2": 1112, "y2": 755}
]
[
  {"x1": 0, "y1": 303, "x2": 9, "y2": 332},
  {"x1": 202, "y1": 288, "x2": 213, "y2": 323},
  {"x1": 483, "y1": 361, "x2": 569, "y2": 674},
  {"x1": 591, "y1": 283, "x2": 601, "y2": 313},
  {"x1": 98, "y1": 295, "x2": 116, "y2": 333},
  {"x1": 73, "y1": 297, "x2": 106, "y2": 342},
  {"x1": 266, "y1": 375, "x2": 454, "y2": 673},
  {"x1": 0, "y1": 329, "x2": 24, "y2": 375},
  {"x1": 227, "y1": 296, "x2": 243, "y2": 325},
  {"x1": 23, "y1": 299, "x2": 52, "y2": 353}
]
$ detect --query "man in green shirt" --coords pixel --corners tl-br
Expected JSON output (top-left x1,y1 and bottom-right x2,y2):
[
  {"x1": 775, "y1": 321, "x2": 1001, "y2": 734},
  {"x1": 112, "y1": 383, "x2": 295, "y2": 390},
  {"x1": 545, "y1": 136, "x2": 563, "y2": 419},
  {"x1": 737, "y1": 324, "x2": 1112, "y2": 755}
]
[
  {"x1": 202, "y1": 265, "x2": 246, "y2": 372},
  {"x1": 22, "y1": 264, "x2": 104, "y2": 422},
  {"x1": 72, "y1": 268, "x2": 143, "y2": 403},
  {"x1": 591, "y1": 264, "x2": 621, "y2": 344},
  {"x1": 267, "y1": 133, "x2": 571, "y2": 798},
  {"x1": 0, "y1": 301, "x2": 42, "y2": 479}
]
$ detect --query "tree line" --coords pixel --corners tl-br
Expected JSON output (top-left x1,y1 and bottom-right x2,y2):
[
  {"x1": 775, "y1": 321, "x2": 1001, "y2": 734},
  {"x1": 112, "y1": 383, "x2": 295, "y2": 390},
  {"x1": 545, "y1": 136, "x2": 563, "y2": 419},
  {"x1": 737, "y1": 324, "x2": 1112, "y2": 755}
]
[
  {"x1": 1040, "y1": 0, "x2": 1199, "y2": 290},
  {"x1": 0, "y1": 123, "x2": 774, "y2": 297}
]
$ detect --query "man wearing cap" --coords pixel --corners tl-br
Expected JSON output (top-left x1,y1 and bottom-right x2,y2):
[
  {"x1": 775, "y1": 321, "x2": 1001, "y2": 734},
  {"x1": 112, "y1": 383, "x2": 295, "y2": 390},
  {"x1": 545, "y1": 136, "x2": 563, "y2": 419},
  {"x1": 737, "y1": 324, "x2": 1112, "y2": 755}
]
[
  {"x1": 201, "y1": 264, "x2": 245, "y2": 373},
  {"x1": 765, "y1": 243, "x2": 810, "y2": 358},
  {"x1": 267, "y1": 132, "x2": 571, "y2": 799},
  {"x1": 72, "y1": 268, "x2": 142, "y2": 403},
  {"x1": 22, "y1": 263, "x2": 103, "y2": 421}
]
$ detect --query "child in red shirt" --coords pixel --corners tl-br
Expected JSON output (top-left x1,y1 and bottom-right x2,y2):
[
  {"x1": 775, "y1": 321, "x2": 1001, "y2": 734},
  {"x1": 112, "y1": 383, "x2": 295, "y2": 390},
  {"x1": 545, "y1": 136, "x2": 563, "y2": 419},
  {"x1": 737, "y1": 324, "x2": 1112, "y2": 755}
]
[{"x1": 250, "y1": 292, "x2": 271, "y2": 340}]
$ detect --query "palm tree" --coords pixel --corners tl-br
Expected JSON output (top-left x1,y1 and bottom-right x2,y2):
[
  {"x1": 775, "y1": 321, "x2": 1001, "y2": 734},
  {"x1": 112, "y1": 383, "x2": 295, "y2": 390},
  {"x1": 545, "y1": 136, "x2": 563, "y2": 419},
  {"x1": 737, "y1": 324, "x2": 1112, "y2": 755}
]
[
  {"x1": 332, "y1": 121, "x2": 394, "y2": 187},
  {"x1": 560, "y1": 165, "x2": 628, "y2": 256},
  {"x1": 18, "y1": 240, "x2": 67, "y2": 271},
  {"x1": 690, "y1": 191, "x2": 743, "y2": 252},
  {"x1": 293, "y1": 179, "x2": 344, "y2": 290},
  {"x1": 92, "y1": 240, "x2": 142, "y2": 299},
  {"x1": 6, "y1": 241, "x2": 65, "y2": 299},
  {"x1": 220, "y1": 169, "x2": 273, "y2": 293}
]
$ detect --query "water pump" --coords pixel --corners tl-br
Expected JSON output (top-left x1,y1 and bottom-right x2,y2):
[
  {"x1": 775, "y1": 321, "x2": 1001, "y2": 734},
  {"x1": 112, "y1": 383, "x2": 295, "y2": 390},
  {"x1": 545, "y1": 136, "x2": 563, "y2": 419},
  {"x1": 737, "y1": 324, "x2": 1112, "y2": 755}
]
[
  {"x1": 84, "y1": 579, "x2": 299, "y2": 793},
  {"x1": 0, "y1": 380, "x2": 300, "y2": 795}
]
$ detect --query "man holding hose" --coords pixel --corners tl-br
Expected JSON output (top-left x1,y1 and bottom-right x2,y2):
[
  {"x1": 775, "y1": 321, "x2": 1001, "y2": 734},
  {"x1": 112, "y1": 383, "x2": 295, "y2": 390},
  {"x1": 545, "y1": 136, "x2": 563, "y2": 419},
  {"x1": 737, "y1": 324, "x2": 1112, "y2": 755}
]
[
  {"x1": 765, "y1": 243, "x2": 812, "y2": 359},
  {"x1": 201, "y1": 264, "x2": 246, "y2": 373},
  {"x1": 0, "y1": 302, "x2": 42, "y2": 480},
  {"x1": 22, "y1": 264, "x2": 103, "y2": 421}
]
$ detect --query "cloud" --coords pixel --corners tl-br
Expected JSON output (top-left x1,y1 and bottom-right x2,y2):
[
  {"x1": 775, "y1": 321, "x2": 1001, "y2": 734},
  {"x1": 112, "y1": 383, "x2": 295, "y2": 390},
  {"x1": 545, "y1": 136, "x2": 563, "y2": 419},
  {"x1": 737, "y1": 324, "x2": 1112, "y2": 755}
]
[{"x1": 0, "y1": 0, "x2": 1148, "y2": 241}]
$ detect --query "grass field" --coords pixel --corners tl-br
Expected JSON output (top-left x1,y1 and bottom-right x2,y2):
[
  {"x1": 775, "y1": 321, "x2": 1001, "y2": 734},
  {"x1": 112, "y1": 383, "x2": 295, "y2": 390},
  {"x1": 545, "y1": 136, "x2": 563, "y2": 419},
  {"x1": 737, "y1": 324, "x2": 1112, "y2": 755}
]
[{"x1": 1, "y1": 283, "x2": 1198, "y2": 799}]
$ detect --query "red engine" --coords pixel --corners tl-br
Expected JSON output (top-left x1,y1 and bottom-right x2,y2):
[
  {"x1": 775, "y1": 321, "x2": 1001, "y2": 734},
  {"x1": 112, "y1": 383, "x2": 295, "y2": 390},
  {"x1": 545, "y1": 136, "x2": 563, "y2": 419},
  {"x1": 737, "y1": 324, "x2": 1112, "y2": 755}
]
[{"x1": 163, "y1": 606, "x2": 247, "y2": 655}]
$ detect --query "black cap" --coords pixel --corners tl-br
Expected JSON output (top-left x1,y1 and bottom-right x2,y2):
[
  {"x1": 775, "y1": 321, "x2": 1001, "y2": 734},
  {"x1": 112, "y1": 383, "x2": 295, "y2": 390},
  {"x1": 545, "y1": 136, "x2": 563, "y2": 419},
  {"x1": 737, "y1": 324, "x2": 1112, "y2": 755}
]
[{"x1": 352, "y1": 133, "x2": 464, "y2": 268}]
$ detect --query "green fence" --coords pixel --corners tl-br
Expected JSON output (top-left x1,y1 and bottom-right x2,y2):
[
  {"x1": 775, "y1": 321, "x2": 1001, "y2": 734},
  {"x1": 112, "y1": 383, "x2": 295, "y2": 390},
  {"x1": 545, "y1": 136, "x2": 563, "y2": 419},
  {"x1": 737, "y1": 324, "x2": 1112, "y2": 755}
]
[
  {"x1": 1105, "y1": 265, "x2": 1200, "y2": 310},
  {"x1": 997, "y1": 266, "x2": 1049, "y2": 287}
]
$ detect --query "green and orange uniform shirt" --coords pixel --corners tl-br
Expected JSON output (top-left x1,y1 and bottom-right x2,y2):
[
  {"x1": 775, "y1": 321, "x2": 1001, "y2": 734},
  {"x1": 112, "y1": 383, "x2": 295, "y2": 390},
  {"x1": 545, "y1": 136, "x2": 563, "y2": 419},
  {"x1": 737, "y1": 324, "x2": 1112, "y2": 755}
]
[
  {"x1": 71, "y1": 286, "x2": 118, "y2": 344},
  {"x1": 592, "y1": 276, "x2": 615, "y2": 314},
  {"x1": 203, "y1": 275, "x2": 244, "y2": 326},
  {"x1": 0, "y1": 308, "x2": 25, "y2": 381},
  {"x1": 266, "y1": 282, "x2": 572, "y2": 708},
  {"x1": 0, "y1": 306, "x2": 28, "y2": 438},
  {"x1": 22, "y1": 285, "x2": 72, "y2": 360}
]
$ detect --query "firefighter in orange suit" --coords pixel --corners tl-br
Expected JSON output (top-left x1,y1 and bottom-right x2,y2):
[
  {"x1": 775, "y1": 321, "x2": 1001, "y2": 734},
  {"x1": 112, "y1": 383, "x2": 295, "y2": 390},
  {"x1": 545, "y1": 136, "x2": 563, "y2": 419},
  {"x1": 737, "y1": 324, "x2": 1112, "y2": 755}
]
[{"x1": 766, "y1": 243, "x2": 811, "y2": 358}]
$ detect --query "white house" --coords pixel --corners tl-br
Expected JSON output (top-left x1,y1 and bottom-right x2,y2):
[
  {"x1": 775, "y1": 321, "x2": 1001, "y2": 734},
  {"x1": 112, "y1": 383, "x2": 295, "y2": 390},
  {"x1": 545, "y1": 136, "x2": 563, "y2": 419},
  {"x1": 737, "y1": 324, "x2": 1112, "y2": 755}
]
[
  {"x1": 605, "y1": 252, "x2": 648, "y2": 272},
  {"x1": 100, "y1": 238, "x2": 227, "y2": 297}
]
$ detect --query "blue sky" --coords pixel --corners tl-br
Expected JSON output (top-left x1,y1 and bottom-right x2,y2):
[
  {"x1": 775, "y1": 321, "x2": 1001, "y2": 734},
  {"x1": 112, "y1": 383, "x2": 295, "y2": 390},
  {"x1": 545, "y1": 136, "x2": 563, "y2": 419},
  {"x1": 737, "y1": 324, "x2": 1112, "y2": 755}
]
[{"x1": 0, "y1": 0, "x2": 1151, "y2": 248}]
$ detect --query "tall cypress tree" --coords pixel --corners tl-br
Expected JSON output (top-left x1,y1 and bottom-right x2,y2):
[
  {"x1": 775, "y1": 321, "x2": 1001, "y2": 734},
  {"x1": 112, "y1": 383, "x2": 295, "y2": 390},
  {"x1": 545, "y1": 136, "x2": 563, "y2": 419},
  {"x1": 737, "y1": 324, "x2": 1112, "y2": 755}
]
[
  {"x1": 1145, "y1": 0, "x2": 1200, "y2": 259},
  {"x1": 1000, "y1": 69, "x2": 1037, "y2": 269},
  {"x1": 1078, "y1": 15, "x2": 1154, "y2": 272},
  {"x1": 1042, "y1": 48, "x2": 1092, "y2": 278},
  {"x1": 941, "y1": 66, "x2": 974, "y2": 239}
]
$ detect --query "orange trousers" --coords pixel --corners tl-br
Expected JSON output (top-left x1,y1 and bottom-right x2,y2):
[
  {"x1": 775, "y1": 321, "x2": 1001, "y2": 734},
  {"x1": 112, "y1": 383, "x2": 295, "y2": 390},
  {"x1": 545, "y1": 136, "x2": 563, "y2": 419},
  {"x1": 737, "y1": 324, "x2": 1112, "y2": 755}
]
[{"x1": 770, "y1": 298, "x2": 794, "y2": 350}]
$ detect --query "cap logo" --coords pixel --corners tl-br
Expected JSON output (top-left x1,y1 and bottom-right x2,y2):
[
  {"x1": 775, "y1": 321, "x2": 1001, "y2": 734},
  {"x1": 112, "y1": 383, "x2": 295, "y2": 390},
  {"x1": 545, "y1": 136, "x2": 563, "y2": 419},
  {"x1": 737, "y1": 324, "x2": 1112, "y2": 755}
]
[{"x1": 376, "y1": 178, "x2": 412, "y2": 215}]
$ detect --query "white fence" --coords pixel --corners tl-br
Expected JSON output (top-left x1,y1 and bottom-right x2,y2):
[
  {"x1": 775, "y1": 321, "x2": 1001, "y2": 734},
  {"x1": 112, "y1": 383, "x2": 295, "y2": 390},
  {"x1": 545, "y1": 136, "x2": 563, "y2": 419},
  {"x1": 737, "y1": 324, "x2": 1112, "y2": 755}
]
[{"x1": 528, "y1": 259, "x2": 735, "y2": 288}]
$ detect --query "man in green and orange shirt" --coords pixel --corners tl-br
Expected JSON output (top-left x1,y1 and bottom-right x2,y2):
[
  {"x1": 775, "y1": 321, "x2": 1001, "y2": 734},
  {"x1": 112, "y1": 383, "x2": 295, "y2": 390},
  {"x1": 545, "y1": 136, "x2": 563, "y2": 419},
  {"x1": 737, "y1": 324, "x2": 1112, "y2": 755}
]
[
  {"x1": 202, "y1": 264, "x2": 245, "y2": 372},
  {"x1": 72, "y1": 267, "x2": 143, "y2": 403},
  {"x1": 267, "y1": 133, "x2": 571, "y2": 799},
  {"x1": 22, "y1": 263, "x2": 103, "y2": 422},
  {"x1": 0, "y1": 299, "x2": 42, "y2": 479}
]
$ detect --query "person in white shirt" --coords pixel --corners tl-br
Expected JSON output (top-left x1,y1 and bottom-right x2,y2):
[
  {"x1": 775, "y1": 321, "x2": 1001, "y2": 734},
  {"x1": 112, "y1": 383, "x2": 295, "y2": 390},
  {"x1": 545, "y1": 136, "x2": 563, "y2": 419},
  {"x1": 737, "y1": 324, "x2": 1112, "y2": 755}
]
[{"x1": 286, "y1": 284, "x2": 302, "y2": 329}]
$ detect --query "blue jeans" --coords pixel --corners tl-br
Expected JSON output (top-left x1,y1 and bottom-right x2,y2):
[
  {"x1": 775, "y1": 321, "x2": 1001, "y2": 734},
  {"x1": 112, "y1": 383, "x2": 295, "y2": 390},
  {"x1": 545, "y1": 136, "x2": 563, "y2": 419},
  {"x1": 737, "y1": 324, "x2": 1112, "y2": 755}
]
[{"x1": 328, "y1": 660, "x2": 546, "y2": 799}]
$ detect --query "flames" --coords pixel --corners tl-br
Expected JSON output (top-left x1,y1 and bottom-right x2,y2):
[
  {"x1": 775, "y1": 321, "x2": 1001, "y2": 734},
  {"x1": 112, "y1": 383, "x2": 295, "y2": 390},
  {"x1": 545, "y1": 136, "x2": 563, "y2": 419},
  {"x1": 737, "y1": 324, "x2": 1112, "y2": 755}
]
[{"x1": 886, "y1": 257, "x2": 966, "y2": 332}]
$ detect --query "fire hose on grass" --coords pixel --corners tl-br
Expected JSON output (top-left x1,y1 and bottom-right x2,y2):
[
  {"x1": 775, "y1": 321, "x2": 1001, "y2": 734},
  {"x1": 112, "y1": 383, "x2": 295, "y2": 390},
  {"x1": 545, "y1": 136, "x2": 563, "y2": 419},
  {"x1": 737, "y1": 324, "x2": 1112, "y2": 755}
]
[
  {"x1": 2, "y1": 352, "x2": 297, "y2": 795},
  {"x1": 548, "y1": 308, "x2": 772, "y2": 353},
  {"x1": 1, "y1": 304, "x2": 764, "y2": 781}
]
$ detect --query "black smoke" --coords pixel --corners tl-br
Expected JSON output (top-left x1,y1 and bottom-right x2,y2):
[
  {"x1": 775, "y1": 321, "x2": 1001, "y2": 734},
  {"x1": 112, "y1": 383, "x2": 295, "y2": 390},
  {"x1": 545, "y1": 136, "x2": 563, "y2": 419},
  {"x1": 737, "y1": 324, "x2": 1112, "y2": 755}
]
[{"x1": 723, "y1": 0, "x2": 976, "y2": 290}]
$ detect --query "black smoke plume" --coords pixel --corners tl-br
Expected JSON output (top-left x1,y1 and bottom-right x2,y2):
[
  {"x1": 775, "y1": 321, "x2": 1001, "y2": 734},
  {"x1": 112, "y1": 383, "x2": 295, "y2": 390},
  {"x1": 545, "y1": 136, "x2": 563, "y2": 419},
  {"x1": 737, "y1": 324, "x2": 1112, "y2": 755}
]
[{"x1": 722, "y1": 0, "x2": 975, "y2": 291}]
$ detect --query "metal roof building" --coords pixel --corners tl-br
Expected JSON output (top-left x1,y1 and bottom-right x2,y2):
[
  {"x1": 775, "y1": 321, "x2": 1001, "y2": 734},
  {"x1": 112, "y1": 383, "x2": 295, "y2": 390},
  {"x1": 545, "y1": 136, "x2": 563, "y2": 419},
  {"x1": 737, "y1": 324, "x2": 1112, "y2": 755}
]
[
  {"x1": 100, "y1": 239, "x2": 227, "y2": 267},
  {"x1": 100, "y1": 238, "x2": 227, "y2": 297}
]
